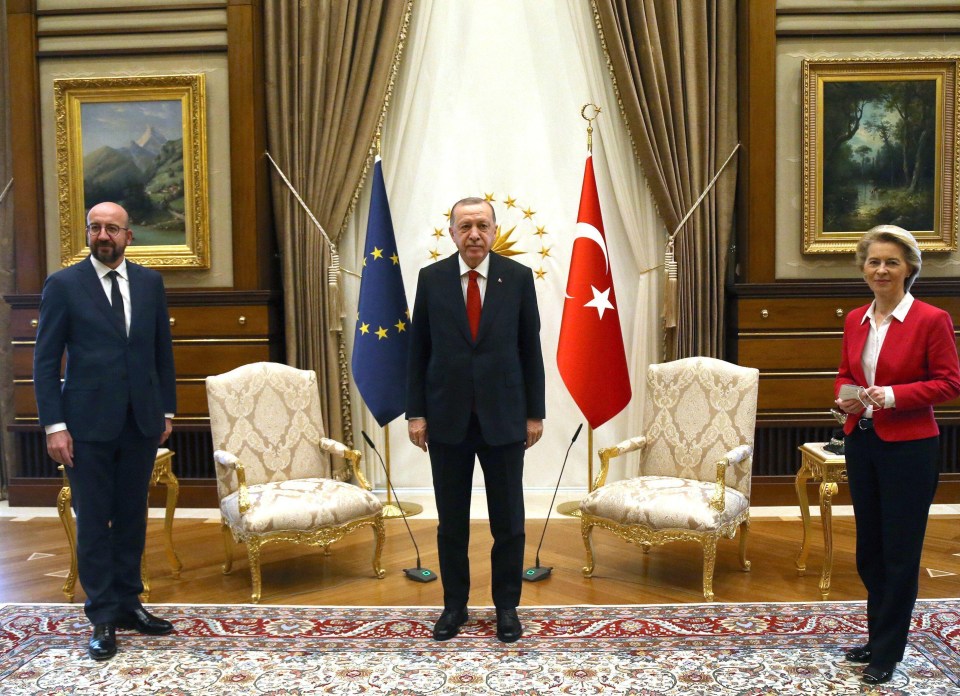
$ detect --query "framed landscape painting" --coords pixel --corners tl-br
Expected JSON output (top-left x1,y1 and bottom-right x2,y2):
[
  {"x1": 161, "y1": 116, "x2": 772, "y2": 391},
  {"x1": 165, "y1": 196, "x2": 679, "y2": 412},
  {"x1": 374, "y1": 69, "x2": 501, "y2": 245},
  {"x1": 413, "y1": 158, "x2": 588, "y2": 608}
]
[
  {"x1": 54, "y1": 74, "x2": 210, "y2": 268},
  {"x1": 802, "y1": 57, "x2": 959, "y2": 253}
]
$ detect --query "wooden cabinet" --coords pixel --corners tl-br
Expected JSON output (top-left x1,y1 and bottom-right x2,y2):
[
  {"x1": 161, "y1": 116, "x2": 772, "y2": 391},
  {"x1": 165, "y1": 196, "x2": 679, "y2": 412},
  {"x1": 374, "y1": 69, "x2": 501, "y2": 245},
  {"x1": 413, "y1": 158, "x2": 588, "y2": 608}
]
[
  {"x1": 9, "y1": 295, "x2": 280, "y2": 424},
  {"x1": 736, "y1": 295, "x2": 960, "y2": 422}
]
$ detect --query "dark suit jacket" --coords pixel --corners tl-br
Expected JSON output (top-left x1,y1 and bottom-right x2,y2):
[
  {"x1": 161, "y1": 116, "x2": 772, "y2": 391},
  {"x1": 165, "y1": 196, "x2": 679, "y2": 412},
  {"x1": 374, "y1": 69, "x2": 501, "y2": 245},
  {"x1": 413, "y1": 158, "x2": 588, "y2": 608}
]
[
  {"x1": 407, "y1": 252, "x2": 545, "y2": 446},
  {"x1": 836, "y1": 299, "x2": 960, "y2": 441},
  {"x1": 34, "y1": 256, "x2": 176, "y2": 441}
]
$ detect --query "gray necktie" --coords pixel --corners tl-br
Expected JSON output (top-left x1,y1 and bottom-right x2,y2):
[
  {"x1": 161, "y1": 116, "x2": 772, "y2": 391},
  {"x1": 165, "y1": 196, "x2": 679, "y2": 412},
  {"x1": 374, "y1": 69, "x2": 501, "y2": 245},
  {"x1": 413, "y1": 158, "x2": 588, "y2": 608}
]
[{"x1": 107, "y1": 270, "x2": 126, "y2": 334}]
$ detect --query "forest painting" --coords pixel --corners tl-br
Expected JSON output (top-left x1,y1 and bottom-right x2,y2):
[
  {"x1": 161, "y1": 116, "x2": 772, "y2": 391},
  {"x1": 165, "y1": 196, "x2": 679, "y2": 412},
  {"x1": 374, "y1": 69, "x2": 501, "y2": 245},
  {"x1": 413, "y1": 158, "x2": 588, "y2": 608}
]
[
  {"x1": 822, "y1": 79, "x2": 936, "y2": 233},
  {"x1": 803, "y1": 58, "x2": 958, "y2": 253}
]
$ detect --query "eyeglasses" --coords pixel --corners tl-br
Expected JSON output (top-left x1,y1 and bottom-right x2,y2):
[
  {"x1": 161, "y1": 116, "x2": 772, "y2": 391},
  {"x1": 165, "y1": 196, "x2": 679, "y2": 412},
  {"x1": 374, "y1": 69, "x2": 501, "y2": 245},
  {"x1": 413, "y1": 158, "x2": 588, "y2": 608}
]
[{"x1": 86, "y1": 223, "x2": 128, "y2": 237}]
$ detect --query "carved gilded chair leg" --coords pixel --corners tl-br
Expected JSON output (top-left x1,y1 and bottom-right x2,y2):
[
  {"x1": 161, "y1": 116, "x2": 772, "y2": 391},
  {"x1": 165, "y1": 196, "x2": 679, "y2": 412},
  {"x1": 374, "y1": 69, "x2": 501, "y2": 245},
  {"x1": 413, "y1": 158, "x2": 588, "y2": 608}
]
[
  {"x1": 247, "y1": 537, "x2": 263, "y2": 603},
  {"x1": 702, "y1": 536, "x2": 718, "y2": 602},
  {"x1": 581, "y1": 519, "x2": 596, "y2": 577},
  {"x1": 221, "y1": 522, "x2": 234, "y2": 574},
  {"x1": 57, "y1": 481, "x2": 78, "y2": 602},
  {"x1": 140, "y1": 545, "x2": 151, "y2": 602},
  {"x1": 372, "y1": 518, "x2": 386, "y2": 578},
  {"x1": 323, "y1": 544, "x2": 332, "y2": 557},
  {"x1": 641, "y1": 543, "x2": 652, "y2": 554},
  {"x1": 738, "y1": 518, "x2": 752, "y2": 571}
]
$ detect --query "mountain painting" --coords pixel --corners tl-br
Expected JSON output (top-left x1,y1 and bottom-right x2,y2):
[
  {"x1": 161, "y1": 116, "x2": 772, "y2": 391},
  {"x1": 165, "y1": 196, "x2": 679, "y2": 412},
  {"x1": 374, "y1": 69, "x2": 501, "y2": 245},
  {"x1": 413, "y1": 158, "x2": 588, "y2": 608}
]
[{"x1": 80, "y1": 100, "x2": 187, "y2": 246}]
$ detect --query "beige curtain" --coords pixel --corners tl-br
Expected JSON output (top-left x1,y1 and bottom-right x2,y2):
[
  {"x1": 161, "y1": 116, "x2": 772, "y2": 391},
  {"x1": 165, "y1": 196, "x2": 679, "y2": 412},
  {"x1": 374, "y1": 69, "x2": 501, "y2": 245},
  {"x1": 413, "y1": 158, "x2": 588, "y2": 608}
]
[
  {"x1": 264, "y1": 1, "x2": 410, "y2": 477},
  {"x1": 0, "y1": 0, "x2": 14, "y2": 498},
  {"x1": 593, "y1": 0, "x2": 737, "y2": 359}
]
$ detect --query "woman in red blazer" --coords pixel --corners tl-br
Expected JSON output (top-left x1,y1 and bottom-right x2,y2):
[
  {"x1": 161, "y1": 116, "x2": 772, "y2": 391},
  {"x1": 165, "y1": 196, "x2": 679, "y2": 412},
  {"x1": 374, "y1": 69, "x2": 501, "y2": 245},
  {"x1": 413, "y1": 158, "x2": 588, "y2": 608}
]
[{"x1": 835, "y1": 225, "x2": 960, "y2": 685}]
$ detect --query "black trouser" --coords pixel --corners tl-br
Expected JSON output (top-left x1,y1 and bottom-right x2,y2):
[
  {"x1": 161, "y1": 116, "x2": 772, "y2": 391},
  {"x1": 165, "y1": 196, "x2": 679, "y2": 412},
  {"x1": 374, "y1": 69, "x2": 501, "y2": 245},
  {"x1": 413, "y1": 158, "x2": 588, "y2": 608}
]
[
  {"x1": 845, "y1": 425, "x2": 939, "y2": 669},
  {"x1": 429, "y1": 414, "x2": 526, "y2": 610},
  {"x1": 66, "y1": 411, "x2": 158, "y2": 625}
]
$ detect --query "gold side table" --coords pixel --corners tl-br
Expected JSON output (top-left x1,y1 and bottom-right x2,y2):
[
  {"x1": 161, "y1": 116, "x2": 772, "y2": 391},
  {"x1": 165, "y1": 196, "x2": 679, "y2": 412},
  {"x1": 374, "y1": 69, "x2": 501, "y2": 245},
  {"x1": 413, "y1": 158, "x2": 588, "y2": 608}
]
[
  {"x1": 795, "y1": 442, "x2": 847, "y2": 599},
  {"x1": 58, "y1": 448, "x2": 183, "y2": 602}
]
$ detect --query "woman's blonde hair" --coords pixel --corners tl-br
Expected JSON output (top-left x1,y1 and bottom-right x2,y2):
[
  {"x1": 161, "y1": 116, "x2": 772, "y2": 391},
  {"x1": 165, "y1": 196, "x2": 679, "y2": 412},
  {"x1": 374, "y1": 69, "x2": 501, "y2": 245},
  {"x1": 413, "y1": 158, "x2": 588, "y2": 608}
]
[{"x1": 855, "y1": 224, "x2": 922, "y2": 291}]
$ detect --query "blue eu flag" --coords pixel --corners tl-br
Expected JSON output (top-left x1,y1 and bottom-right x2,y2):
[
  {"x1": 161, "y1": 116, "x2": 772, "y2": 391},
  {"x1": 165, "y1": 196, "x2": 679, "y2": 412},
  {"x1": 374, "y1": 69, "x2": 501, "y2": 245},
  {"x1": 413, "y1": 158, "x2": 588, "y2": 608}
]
[{"x1": 351, "y1": 157, "x2": 409, "y2": 426}]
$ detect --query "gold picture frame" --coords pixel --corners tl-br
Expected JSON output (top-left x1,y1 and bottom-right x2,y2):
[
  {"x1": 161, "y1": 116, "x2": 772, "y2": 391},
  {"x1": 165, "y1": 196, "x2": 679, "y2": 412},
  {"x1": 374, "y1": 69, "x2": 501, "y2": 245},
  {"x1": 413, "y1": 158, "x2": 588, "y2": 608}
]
[
  {"x1": 802, "y1": 57, "x2": 959, "y2": 254},
  {"x1": 54, "y1": 74, "x2": 210, "y2": 269}
]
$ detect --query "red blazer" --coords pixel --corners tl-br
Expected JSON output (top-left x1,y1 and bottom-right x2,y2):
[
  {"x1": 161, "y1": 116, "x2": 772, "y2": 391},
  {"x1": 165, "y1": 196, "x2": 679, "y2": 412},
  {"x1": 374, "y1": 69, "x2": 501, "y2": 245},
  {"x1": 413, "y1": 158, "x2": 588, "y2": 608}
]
[{"x1": 836, "y1": 299, "x2": 960, "y2": 441}]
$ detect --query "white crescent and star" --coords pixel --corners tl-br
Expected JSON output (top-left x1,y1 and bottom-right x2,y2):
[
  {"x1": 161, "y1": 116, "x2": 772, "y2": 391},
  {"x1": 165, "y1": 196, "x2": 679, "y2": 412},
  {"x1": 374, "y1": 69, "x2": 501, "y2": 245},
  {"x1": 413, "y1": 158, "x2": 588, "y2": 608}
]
[
  {"x1": 563, "y1": 222, "x2": 615, "y2": 319},
  {"x1": 584, "y1": 285, "x2": 615, "y2": 319}
]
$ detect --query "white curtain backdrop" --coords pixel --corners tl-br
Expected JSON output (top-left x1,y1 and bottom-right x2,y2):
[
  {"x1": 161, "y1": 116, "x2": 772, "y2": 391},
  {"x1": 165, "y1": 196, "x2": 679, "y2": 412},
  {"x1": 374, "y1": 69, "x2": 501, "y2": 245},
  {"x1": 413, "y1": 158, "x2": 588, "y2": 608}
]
[{"x1": 341, "y1": 0, "x2": 665, "y2": 498}]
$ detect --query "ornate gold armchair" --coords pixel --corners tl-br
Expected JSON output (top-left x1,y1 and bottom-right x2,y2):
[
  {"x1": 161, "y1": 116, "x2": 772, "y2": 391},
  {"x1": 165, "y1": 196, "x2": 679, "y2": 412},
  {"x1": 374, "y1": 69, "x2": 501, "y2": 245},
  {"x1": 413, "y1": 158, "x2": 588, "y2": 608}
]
[
  {"x1": 579, "y1": 356, "x2": 759, "y2": 600},
  {"x1": 206, "y1": 362, "x2": 385, "y2": 602}
]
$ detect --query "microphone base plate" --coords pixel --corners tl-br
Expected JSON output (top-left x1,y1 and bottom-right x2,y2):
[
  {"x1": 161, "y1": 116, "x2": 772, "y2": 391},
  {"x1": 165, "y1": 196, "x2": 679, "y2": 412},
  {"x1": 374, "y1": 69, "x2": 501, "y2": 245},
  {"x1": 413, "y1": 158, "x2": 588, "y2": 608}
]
[
  {"x1": 522, "y1": 566, "x2": 553, "y2": 582},
  {"x1": 404, "y1": 567, "x2": 438, "y2": 583}
]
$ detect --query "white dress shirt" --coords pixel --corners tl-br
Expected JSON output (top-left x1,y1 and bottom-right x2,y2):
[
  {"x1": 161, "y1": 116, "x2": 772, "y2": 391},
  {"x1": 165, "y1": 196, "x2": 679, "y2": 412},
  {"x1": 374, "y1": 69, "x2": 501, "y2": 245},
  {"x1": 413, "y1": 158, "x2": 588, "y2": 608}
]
[
  {"x1": 860, "y1": 292, "x2": 913, "y2": 416},
  {"x1": 458, "y1": 254, "x2": 490, "y2": 304}
]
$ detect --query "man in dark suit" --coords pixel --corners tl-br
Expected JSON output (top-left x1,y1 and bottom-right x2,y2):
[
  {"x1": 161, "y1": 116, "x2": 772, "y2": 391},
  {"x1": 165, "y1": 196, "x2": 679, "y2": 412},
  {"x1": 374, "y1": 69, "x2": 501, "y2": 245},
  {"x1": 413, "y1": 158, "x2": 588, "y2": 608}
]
[
  {"x1": 407, "y1": 197, "x2": 545, "y2": 643},
  {"x1": 34, "y1": 201, "x2": 177, "y2": 660}
]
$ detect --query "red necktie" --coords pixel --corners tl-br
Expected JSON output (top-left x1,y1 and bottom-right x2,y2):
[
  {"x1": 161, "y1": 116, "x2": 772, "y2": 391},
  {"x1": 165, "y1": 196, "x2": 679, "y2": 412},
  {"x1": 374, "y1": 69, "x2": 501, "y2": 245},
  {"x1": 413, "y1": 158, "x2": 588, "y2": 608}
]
[{"x1": 467, "y1": 270, "x2": 481, "y2": 340}]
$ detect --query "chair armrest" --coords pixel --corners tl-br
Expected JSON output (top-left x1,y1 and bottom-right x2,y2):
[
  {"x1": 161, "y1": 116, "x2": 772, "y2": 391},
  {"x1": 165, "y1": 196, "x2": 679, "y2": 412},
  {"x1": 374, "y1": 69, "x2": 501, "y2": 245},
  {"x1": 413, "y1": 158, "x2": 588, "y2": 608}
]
[
  {"x1": 214, "y1": 450, "x2": 251, "y2": 514},
  {"x1": 595, "y1": 436, "x2": 647, "y2": 490},
  {"x1": 319, "y1": 438, "x2": 371, "y2": 491},
  {"x1": 710, "y1": 444, "x2": 753, "y2": 512}
]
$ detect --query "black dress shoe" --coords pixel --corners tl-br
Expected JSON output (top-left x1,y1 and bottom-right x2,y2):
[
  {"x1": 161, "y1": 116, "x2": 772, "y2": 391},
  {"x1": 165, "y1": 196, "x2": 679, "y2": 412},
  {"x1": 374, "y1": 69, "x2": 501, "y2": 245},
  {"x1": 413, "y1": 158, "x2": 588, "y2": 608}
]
[
  {"x1": 844, "y1": 645, "x2": 872, "y2": 663},
  {"x1": 116, "y1": 607, "x2": 174, "y2": 635},
  {"x1": 862, "y1": 665, "x2": 894, "y2": 684},
  {"x1": 433, "y1": 607, "x2": 468, "y2": 641},
  {"x1": 495, "y1": 607, "x2": 522, "y2": 643},
  {"x1": 88, "y1": 623, "x2": 117, "y2": 661}
]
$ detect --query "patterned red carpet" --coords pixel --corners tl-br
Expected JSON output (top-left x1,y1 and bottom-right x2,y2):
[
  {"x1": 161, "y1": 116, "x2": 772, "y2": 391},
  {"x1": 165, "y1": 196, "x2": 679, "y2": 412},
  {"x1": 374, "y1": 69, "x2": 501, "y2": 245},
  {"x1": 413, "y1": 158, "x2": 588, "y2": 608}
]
[{"x1": 2, "y1": 600, "x2": 959, "y2": 694}]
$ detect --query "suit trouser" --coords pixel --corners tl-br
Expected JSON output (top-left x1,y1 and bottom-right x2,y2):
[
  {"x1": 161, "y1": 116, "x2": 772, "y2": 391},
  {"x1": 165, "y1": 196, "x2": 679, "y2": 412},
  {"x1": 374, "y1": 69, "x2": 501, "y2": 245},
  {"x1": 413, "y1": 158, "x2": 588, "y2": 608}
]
[
  {"x1": 844, "y1": 426, "x2": 939, "y2": 669},
  {"x1": 429, "y1": 414, "x2": 526, "y2": 610},
  {"x1": 66, "y1": 411, "x2": 158, "y2": 625}
]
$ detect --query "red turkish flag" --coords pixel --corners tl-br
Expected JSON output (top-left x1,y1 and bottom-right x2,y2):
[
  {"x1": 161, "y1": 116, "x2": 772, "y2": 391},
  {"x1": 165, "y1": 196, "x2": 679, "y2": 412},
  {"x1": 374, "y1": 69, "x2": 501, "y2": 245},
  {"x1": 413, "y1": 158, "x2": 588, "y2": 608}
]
[{"x1": 557, "y1": 155, "x2": 632, "y2": 428}]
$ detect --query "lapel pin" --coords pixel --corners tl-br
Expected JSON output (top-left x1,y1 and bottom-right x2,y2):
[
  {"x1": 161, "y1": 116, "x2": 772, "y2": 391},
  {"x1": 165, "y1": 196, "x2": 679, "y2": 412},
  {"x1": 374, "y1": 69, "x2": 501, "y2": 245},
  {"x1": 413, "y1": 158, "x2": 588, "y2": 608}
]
[{"x1": 498, "y1": 278, "x2": 502, "y2": 283}]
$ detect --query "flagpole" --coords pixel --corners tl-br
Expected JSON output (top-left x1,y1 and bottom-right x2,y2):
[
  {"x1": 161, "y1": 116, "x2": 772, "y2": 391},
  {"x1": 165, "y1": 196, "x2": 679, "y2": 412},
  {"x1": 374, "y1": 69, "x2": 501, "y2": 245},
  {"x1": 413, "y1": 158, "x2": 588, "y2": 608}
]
[
  {"x1": 376, "y1": 422, "x2": 424, "y2": 519},
  {"x1": 557, "y1": 103, "x2": 603, "y2": 519}
]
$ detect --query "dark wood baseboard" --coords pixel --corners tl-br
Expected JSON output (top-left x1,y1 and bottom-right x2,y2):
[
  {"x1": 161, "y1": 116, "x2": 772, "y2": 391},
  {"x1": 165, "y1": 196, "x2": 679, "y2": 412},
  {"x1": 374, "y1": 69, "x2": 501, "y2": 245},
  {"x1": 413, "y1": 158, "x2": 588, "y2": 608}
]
[{"x1": 9, "y1": 474, "x2": 960, "y2": 509}]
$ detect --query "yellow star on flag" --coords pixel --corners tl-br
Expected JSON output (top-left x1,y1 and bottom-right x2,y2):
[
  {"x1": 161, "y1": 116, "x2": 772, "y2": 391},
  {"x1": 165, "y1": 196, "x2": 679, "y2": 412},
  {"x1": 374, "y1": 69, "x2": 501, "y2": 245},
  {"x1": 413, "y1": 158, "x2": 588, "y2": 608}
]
[
  {"x1": 395, "y1": 319, "x2": 407, "y2": 333},
  {"x1": 390, "y1": 253, "x2": 399, "y2": 265},
  {"x1": 375, "y1": 326, "x2": 388, "y2": 340},
  {"x1": 359, "y1": 322, "x2": 370, "y2": 335},
  {"x1": 371, "y1": 247, "x2": 383, "y2": 260}
]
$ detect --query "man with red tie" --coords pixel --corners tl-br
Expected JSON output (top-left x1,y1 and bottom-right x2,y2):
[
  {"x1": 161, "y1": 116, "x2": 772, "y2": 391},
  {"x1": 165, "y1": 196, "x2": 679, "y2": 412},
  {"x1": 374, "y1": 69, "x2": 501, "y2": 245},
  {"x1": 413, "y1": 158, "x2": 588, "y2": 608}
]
[{"x1": 407, "y1": 197, "x2": 545, "y2": 643}]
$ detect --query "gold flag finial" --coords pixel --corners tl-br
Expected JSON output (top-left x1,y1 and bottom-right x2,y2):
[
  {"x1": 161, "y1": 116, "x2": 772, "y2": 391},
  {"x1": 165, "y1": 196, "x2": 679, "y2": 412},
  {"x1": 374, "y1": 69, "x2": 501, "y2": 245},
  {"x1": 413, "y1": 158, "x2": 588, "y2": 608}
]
[{"x1": 581, "y1": 103, "x2": 601, "y2": 153}]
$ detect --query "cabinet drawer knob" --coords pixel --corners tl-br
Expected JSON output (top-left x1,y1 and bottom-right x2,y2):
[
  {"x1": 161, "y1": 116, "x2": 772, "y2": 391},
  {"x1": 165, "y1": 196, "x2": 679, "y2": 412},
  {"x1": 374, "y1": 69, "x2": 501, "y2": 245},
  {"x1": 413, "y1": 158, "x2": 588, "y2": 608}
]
[
  {"x1": 760, "y1": 309, "x2": 769, "y2": 319},
  {"x1": 835, "y1": 308, "x2": 844, "y2": 318},
  {"x1": 238, "y1": 315, "x2": 247, "y2": 326},
  {"x1": 30, "y1": 319, "x2": 38, "y2": 328},
  {"x1": 169, "y1": 317, "x2": 176, "y2": 327}
]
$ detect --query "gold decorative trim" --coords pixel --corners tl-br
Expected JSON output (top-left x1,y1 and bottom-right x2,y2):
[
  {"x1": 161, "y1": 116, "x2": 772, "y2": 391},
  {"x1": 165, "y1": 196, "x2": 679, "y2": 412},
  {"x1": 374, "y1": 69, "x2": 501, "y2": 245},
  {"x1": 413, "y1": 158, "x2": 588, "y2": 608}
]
[
  {"x1": 338, "y1": 0, "x2": 414, "y2": 240},
  {"x1": 54, "y1": 73, "x2": 210, "y2": 269},
  {"x1": 589, "y1": 0, "x2": 640, "y2": 165}
]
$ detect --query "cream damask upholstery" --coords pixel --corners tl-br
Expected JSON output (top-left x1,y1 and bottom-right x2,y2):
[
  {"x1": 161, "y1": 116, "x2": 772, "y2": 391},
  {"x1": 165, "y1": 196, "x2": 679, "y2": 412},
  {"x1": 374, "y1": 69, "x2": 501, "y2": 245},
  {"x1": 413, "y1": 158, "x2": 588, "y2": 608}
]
[
  {"x1": 206, "y1": 362, "x2": 385, "y2": 602},
  {"x1": 580, "y1": 357, "x2": 759, "y2": 601}
]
